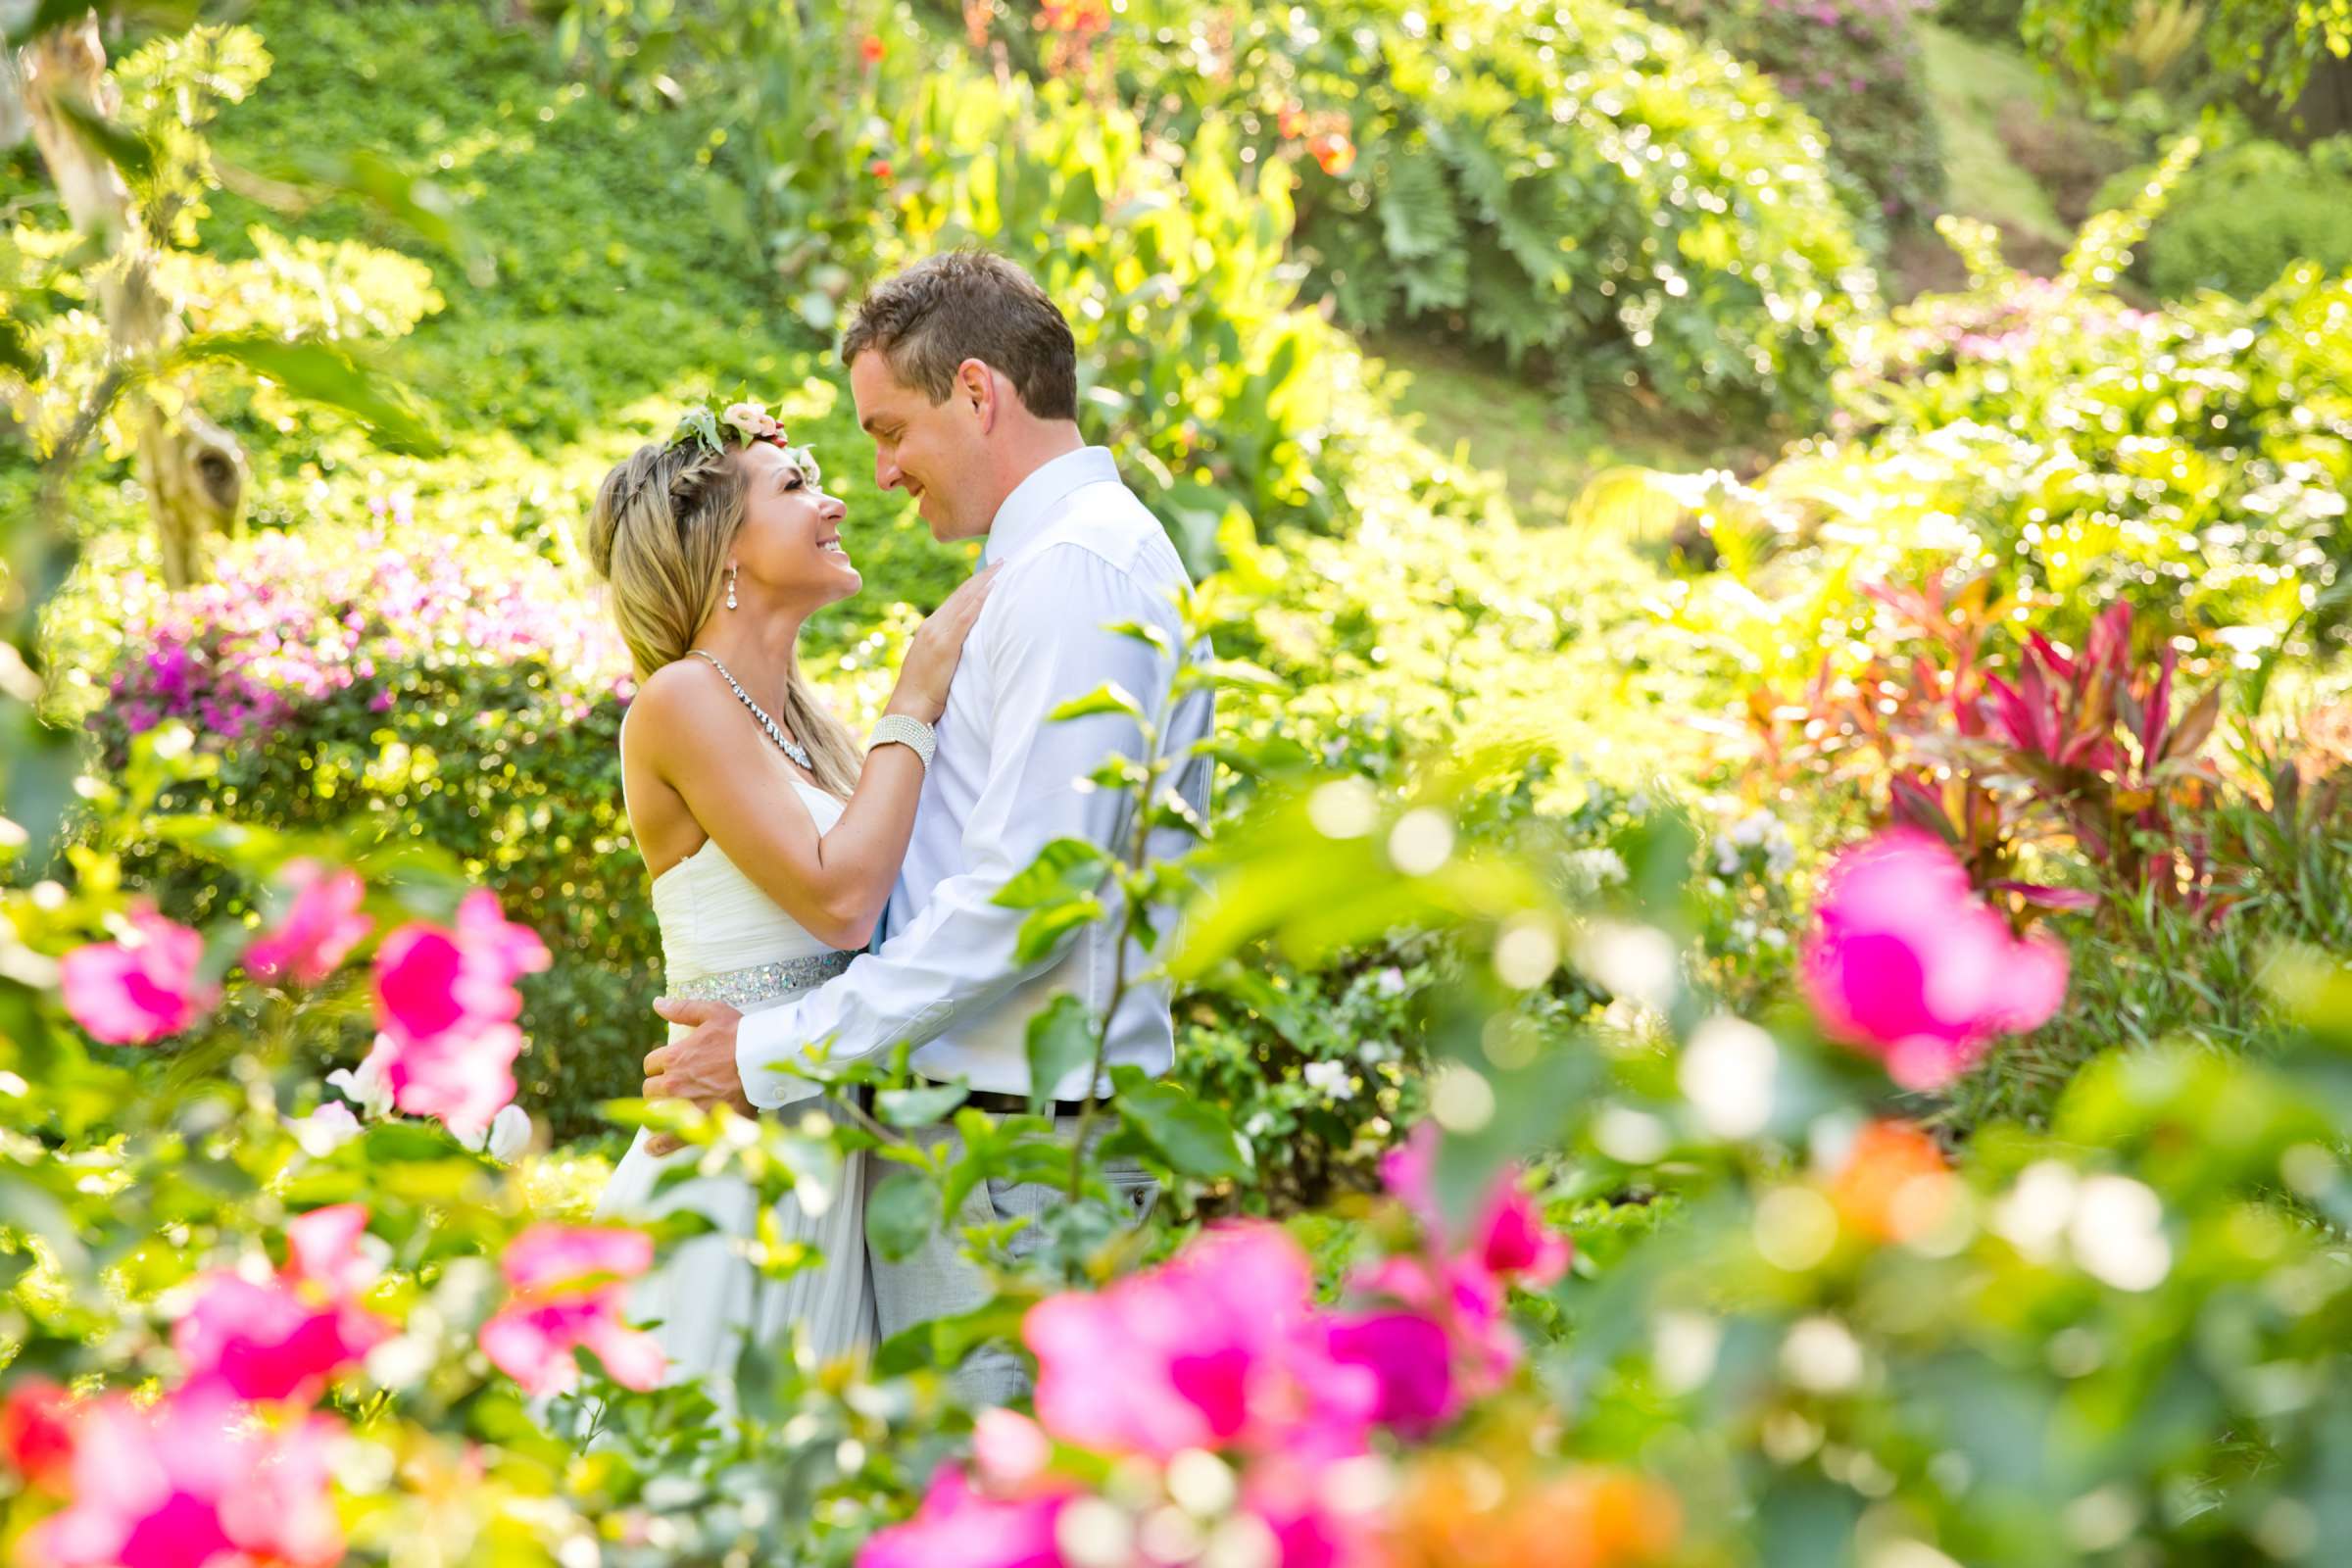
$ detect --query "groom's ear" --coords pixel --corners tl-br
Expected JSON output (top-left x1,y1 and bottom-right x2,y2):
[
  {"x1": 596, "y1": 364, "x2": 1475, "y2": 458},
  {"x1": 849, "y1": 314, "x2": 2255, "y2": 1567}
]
[{"x1": 955, "y1": 358, "x2": 998, "y2": 429}]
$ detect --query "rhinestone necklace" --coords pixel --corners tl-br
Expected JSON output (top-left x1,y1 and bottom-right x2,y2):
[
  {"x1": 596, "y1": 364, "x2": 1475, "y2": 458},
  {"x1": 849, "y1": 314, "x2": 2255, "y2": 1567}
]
[{"x1": 691, "y1": 651, "x2": 813, "y2": 770}]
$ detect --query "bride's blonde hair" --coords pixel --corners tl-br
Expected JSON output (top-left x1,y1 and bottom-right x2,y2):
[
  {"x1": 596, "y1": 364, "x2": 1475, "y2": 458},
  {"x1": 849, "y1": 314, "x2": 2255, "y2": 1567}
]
[{"x1": 585, "y1": 440, "x2": 862, "y2": 798}]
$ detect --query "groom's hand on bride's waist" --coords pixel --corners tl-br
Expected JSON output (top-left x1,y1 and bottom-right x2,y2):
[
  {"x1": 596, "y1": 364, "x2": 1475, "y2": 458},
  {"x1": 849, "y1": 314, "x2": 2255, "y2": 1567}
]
[{"x1": 642, "y1": 998, "x2": 749, "y2": 1155}]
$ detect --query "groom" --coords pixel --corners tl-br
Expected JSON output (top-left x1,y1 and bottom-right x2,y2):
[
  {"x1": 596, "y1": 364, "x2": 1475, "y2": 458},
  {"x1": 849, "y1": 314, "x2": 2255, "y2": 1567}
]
[{"x1": 645, "y1": 250, "x2": 1213, "y2": 1402}]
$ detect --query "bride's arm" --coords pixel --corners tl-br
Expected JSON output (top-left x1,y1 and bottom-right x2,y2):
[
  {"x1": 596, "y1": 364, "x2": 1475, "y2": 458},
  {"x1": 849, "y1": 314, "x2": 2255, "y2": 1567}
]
[{"x1": 633, "y1": 567, "x2": 999, "y2": 950}]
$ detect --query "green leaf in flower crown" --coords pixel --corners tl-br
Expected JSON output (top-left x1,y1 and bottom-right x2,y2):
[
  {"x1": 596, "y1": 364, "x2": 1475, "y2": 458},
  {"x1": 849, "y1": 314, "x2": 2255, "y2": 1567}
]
[
  {"x1": 1110, "y1": 1064, "x2": 1250, "y2": 1180},
  {"x1": 668, "y1": 405, "x2": 722, "y2": 456},
  {"x1": 864, "y1": 1168, "x2": 942, "y2": 1262},
  {"x1": 1024, "y1": 993, "x2": 1097, "y2": 1111},
  {"x1": 994, "y1": 838, "x2": 1111, "y2": 910}
]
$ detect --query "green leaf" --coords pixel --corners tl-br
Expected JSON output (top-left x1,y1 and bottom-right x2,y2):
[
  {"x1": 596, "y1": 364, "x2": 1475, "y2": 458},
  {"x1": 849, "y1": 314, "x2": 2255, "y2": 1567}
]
[
  {"x1": 873, "y1": 1290, "x2": 1035, "y2": 1377},
  {"x1": 1111, "y1": 1066, "x2": 1250, "y2": 1180},
  {"x1": 51, "y1": 95, "x2": 155, "y2": 185},
  {"x1": 993, "y1": 838, "x2": 1110, "y2": 909},
  {"x1": 1049, "y1": 683, "x2": 1145, "y2": 723},
  {"x1": 1024, "y1": 993, "x2": 1098, "y2": 1111},
  {"x1": 1103, "y1": 618, "x2": 1173, "y2": 655},
  {"x1": 172, "y1": 334, "x2": 440, "y2": 454},
  {"x1": 875, "y1": 1082, "x2": 970, "y2": 1126},
  {"x1": 275, "y1": 148, "x2": 483, "y2": 275},
  {"x1": 7, "y1": 0, "x2": 199, "y2": 49},
  {"x1": 863, "y1": 1169, "x2": 941, "y2": 1262},
  {"x1": 0, "y1": 317, "x2": 35, "y2": 377},
  {"x1": 1013, "y1": 899, "x2": 1102, "y2": 964}
]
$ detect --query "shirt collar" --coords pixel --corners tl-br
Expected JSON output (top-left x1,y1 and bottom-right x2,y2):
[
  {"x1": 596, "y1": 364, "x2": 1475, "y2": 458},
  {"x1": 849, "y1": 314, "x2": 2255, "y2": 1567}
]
[{"x1": 981, "y1": 446, "x2": 1120, "y2": 566}]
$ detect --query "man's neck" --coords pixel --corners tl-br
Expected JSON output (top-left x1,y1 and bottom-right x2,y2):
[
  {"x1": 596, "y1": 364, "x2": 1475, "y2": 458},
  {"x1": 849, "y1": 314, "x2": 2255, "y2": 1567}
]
[{"x1": 978, "y1": 424, "x2": 1089, "y2": 530}]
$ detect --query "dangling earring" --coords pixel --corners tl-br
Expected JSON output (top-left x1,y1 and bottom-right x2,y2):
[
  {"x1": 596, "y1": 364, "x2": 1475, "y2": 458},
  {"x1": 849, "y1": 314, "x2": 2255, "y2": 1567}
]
[{"x1": 725, "y1": 564, "x2": 739, "y2": 611}]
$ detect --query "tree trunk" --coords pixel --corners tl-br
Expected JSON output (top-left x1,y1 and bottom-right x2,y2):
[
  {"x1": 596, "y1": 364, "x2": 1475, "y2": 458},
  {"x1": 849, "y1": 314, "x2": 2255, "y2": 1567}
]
[{"x1": 17, "y1": 12, "x2": 244, "y2": 589}]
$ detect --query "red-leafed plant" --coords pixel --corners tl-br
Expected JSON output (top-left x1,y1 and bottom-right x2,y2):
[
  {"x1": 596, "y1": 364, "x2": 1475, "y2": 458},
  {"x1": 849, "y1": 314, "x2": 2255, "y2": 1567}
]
[{"x1": 1756, "y1": 576, "x2": 2227, "y2": 912}]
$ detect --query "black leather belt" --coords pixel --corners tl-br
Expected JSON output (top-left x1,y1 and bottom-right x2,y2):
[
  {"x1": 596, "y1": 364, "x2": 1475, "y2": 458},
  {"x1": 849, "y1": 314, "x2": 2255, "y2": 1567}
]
[{"x1": 922, "y1": 1080, "x2": 1092, "y2": 1117}]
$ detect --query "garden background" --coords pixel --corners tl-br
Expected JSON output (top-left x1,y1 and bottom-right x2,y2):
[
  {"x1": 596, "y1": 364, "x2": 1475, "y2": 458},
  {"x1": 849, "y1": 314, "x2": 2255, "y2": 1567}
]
[{"x1": 3, "y1": 0, "x2": 2352, "y2": 1564}]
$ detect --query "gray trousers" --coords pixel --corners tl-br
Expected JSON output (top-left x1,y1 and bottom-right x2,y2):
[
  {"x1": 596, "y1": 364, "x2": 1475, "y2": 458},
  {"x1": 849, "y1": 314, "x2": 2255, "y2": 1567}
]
[{"x1": 868, "y1": 1114, "x2": 1156, "y2": 1408}]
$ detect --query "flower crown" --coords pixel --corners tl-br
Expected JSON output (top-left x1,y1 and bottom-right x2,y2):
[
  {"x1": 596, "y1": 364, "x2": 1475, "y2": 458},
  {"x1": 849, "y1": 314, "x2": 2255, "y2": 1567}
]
[{"x1": 665, "y1": 395, "x2": 821, "y2": 480}]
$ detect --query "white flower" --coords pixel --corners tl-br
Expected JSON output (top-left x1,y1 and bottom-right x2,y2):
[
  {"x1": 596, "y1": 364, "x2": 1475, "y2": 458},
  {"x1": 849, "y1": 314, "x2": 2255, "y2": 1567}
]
[
  {"x1": 1302, "y1": 1059, "x2": 1355, "y2": 1100},
  {"x1": 1565, "y1": 846, "x2": 1630, "y2": 894},
  {"x1": 1373, "y1": 966, "x2": 1407, "y2": 997},
  {"x1": 485, "y1": 1103, "x2": 533, "y2": 1163},
  {"x1": 719, "y1": 401, "x2": 780, "y2": 442},
  {"x1": 326, "y1": 1039, "x2": 396, "y2": 1118},
  {"x1": 289, "y1": 1102, "x2": 362, "y2": 1156}
]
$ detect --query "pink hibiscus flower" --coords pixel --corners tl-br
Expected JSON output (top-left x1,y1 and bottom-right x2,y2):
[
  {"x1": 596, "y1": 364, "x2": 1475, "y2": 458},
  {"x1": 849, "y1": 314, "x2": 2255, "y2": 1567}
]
[
  {"x1": 1026, "y1": 1222, "x2": 1378, "y2": 1463},
  {"x1": 371, "y1": 890, "x2": 548, "y2": 1136},
  {"x1": 59, "y1": 908, "x2": 218, "y2": 1045},
  {"x1": 479, "y1": 1224, "x2": 663, "y2": 1398},
  {"x1": 858, "y1": 1463, "x2": 1071, "y2": 1568},
  {"x1": 23, "y1": 1388, "x2": 342, "y2": 1568},
  {"x1": 243, "y1": 861, "x2": 371, "y2": 987},
  {"x1": 1800, "y1": 829, "x2": 2069, "y2": 1089}
]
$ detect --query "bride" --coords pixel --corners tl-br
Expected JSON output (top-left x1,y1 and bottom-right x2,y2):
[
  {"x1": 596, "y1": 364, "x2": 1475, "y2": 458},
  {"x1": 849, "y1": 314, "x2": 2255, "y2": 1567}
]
[{"x1": 583, "y1": 399, "x2": 994, "y2": 1387}]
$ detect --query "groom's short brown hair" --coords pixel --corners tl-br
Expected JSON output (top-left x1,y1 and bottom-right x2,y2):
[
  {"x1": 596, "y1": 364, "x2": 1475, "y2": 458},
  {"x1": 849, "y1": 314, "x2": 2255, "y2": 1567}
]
[{"x1": 840, "y1": 251, "x2": 1079, "y2": 422}]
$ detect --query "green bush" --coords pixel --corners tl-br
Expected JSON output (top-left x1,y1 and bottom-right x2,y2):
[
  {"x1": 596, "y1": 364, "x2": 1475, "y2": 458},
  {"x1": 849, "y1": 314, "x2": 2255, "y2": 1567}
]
[
  {"x1": 1095, "y1": 0, "x2": 1876, "y2": 426},
  {"x1": 2097, "y1": 135, "x2": 2352, "y2": 300},
  {"x1": 1936, "y1": 0, "x2": 2028, "y2": 42},
  {"x1": 1630, "y1": 0, "x2": 1948, "y2": 227}
]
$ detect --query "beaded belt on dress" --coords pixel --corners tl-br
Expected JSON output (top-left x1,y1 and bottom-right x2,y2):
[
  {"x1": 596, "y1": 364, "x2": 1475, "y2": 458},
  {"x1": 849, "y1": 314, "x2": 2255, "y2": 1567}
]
[{"x1": 667, "y1": 950, "x2": 857, "y2": 1008}]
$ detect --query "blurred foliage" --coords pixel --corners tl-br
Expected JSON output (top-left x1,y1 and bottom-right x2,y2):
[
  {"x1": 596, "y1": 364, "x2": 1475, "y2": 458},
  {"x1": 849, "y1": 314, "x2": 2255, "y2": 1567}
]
[
  {"x1": 1630, "y1": 0, "x2": 1948, "y2": 228},
  {"x1": 1053, "y1": 0, "x2": 1876, "y2": 427},
  {"x1": 2095, "y1": 133, "x2": 2352, "y2": 299}
]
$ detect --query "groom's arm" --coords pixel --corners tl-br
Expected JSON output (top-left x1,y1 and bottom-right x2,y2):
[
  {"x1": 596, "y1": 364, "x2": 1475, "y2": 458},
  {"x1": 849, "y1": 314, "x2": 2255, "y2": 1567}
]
[{"x1": 733, "y1": 545, "x2": 1179, "y2": 1108}]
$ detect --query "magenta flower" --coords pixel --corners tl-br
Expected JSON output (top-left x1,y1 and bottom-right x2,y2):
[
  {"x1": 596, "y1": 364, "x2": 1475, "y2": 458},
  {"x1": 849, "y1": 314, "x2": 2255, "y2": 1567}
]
[
  {"x1": 173, "y1": 1204, "x2": 388, "y2": 1405},
  {"x1": 59, "y1": 908, "x2": 219, "y2": 1046},
  {"x1": 172, "y1": 1274, "x2": 386, "y2": 1405},
  {"x1": 373, "y1": 890, "x2": 548, "y2": 1048},
  {"x1": 1800, "y1": 828, "x2": 2070, "y2": 1089},
  {"x1": 243, "y1": 861, "x2": 371, "y2": 987},
  {"x1": 857, "y1": 1464, "x2": 1071, "y2": 1568},
  {"x1": 1026, "y1": 1223, "x2": 1378, "y2": 1463},
  {"x1": 479, "y1": 1224, "x2": 664, "y2": 1397},
  {"x1": 372, "y1": 890, "x2": 549, "y2": 1137},
  {"x1": 283, "y1": 1202, "x2": 381, "y2": 1302},
  {"x1": 1324, "y1": 1308, "x2": 1456, "y2": 1435},
  {"x1": 22, "y1": 1388, "x2": 342, "y2": 1568},
  {"x1": 1379, "y1": 1123, "x2": 1573, "y2": 1287}
]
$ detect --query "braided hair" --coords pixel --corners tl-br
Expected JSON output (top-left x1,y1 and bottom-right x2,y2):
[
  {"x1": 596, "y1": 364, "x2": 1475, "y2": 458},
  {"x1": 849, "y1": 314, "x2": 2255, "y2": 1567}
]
[{"x1": 586, "y1": 439, "x2": 863, "y2": 796}]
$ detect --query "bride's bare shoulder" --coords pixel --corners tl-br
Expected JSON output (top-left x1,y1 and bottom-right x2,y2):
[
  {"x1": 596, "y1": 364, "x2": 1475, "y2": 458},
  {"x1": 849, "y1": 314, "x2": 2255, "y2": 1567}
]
[{"x1": 618, "y1": 662, "x2": 738, "y2": 783}]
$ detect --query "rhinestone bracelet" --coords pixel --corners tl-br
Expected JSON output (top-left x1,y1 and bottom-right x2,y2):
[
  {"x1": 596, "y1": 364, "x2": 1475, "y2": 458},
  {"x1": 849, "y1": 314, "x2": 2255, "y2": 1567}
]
[{"x1": 870, "y1": 713, "x2": 937, "y2": 771}]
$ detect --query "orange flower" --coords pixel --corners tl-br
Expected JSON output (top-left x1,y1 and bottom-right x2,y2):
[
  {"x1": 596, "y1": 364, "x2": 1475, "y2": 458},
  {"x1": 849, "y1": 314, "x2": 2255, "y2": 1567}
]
[
  {"x1": 1308, "y1": 129, "x2": 1356, "y2": 176},
  {"x1": 1278, "y1": 102, "x2": 1307, "y2": 139},
  {"x1": 868, "y1": 158, "x2": 894, "y2": 181},
  {"x1": 1038, "y1": 0, "x2": 1109, "y2": 36},
  {"x1": 858, "y1": 33, "x2": 885, "y2": 66},
  {"x1": 1827, "y1": 1120, "x2": 1955, "y2": 1244},
  {"x1": 1384, "y1": 1454, "x2": 1681, "y2": 1568}
]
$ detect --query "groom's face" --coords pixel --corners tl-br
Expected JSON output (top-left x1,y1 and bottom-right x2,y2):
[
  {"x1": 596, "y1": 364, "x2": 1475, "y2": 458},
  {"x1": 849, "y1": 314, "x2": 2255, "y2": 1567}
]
[{"x1": 849, "y1": 348, "x2": 989, "y2": 544}]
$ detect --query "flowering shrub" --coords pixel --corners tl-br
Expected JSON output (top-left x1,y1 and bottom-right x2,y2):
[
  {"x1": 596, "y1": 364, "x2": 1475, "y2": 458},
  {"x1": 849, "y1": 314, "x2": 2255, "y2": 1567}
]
[{"x1": 75, "y1": 523, "x2": 655, "y2": 1136}]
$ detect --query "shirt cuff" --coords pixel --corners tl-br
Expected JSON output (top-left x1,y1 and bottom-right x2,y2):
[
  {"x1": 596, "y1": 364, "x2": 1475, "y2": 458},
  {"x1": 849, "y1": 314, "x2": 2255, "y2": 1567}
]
[{"x1": 736, "y1": 1003, "x2": 823, "y2": 1110}]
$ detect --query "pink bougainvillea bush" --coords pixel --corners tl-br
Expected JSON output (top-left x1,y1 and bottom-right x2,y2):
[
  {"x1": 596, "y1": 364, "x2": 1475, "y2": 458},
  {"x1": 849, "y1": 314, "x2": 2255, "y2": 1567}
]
[
  {"x1": 857, "y1": 1143, "x2": 1649, "y2": 1568},
  {"x1": 76, "y1": 520, "x2": 655, "y2": 1136}
]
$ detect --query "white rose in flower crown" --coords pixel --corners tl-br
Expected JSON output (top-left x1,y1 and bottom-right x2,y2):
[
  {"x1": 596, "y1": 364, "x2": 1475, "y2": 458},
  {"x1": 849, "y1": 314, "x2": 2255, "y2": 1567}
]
[{"x1": 719, "y1": 401, "x2": 781, "y2": 442}]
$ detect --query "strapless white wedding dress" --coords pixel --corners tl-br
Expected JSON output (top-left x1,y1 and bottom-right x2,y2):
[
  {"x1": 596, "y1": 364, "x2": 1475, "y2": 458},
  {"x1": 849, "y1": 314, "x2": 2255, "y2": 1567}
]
[{"x1": 595, "y1": 777, "x2": 874, "y2": 1391}]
